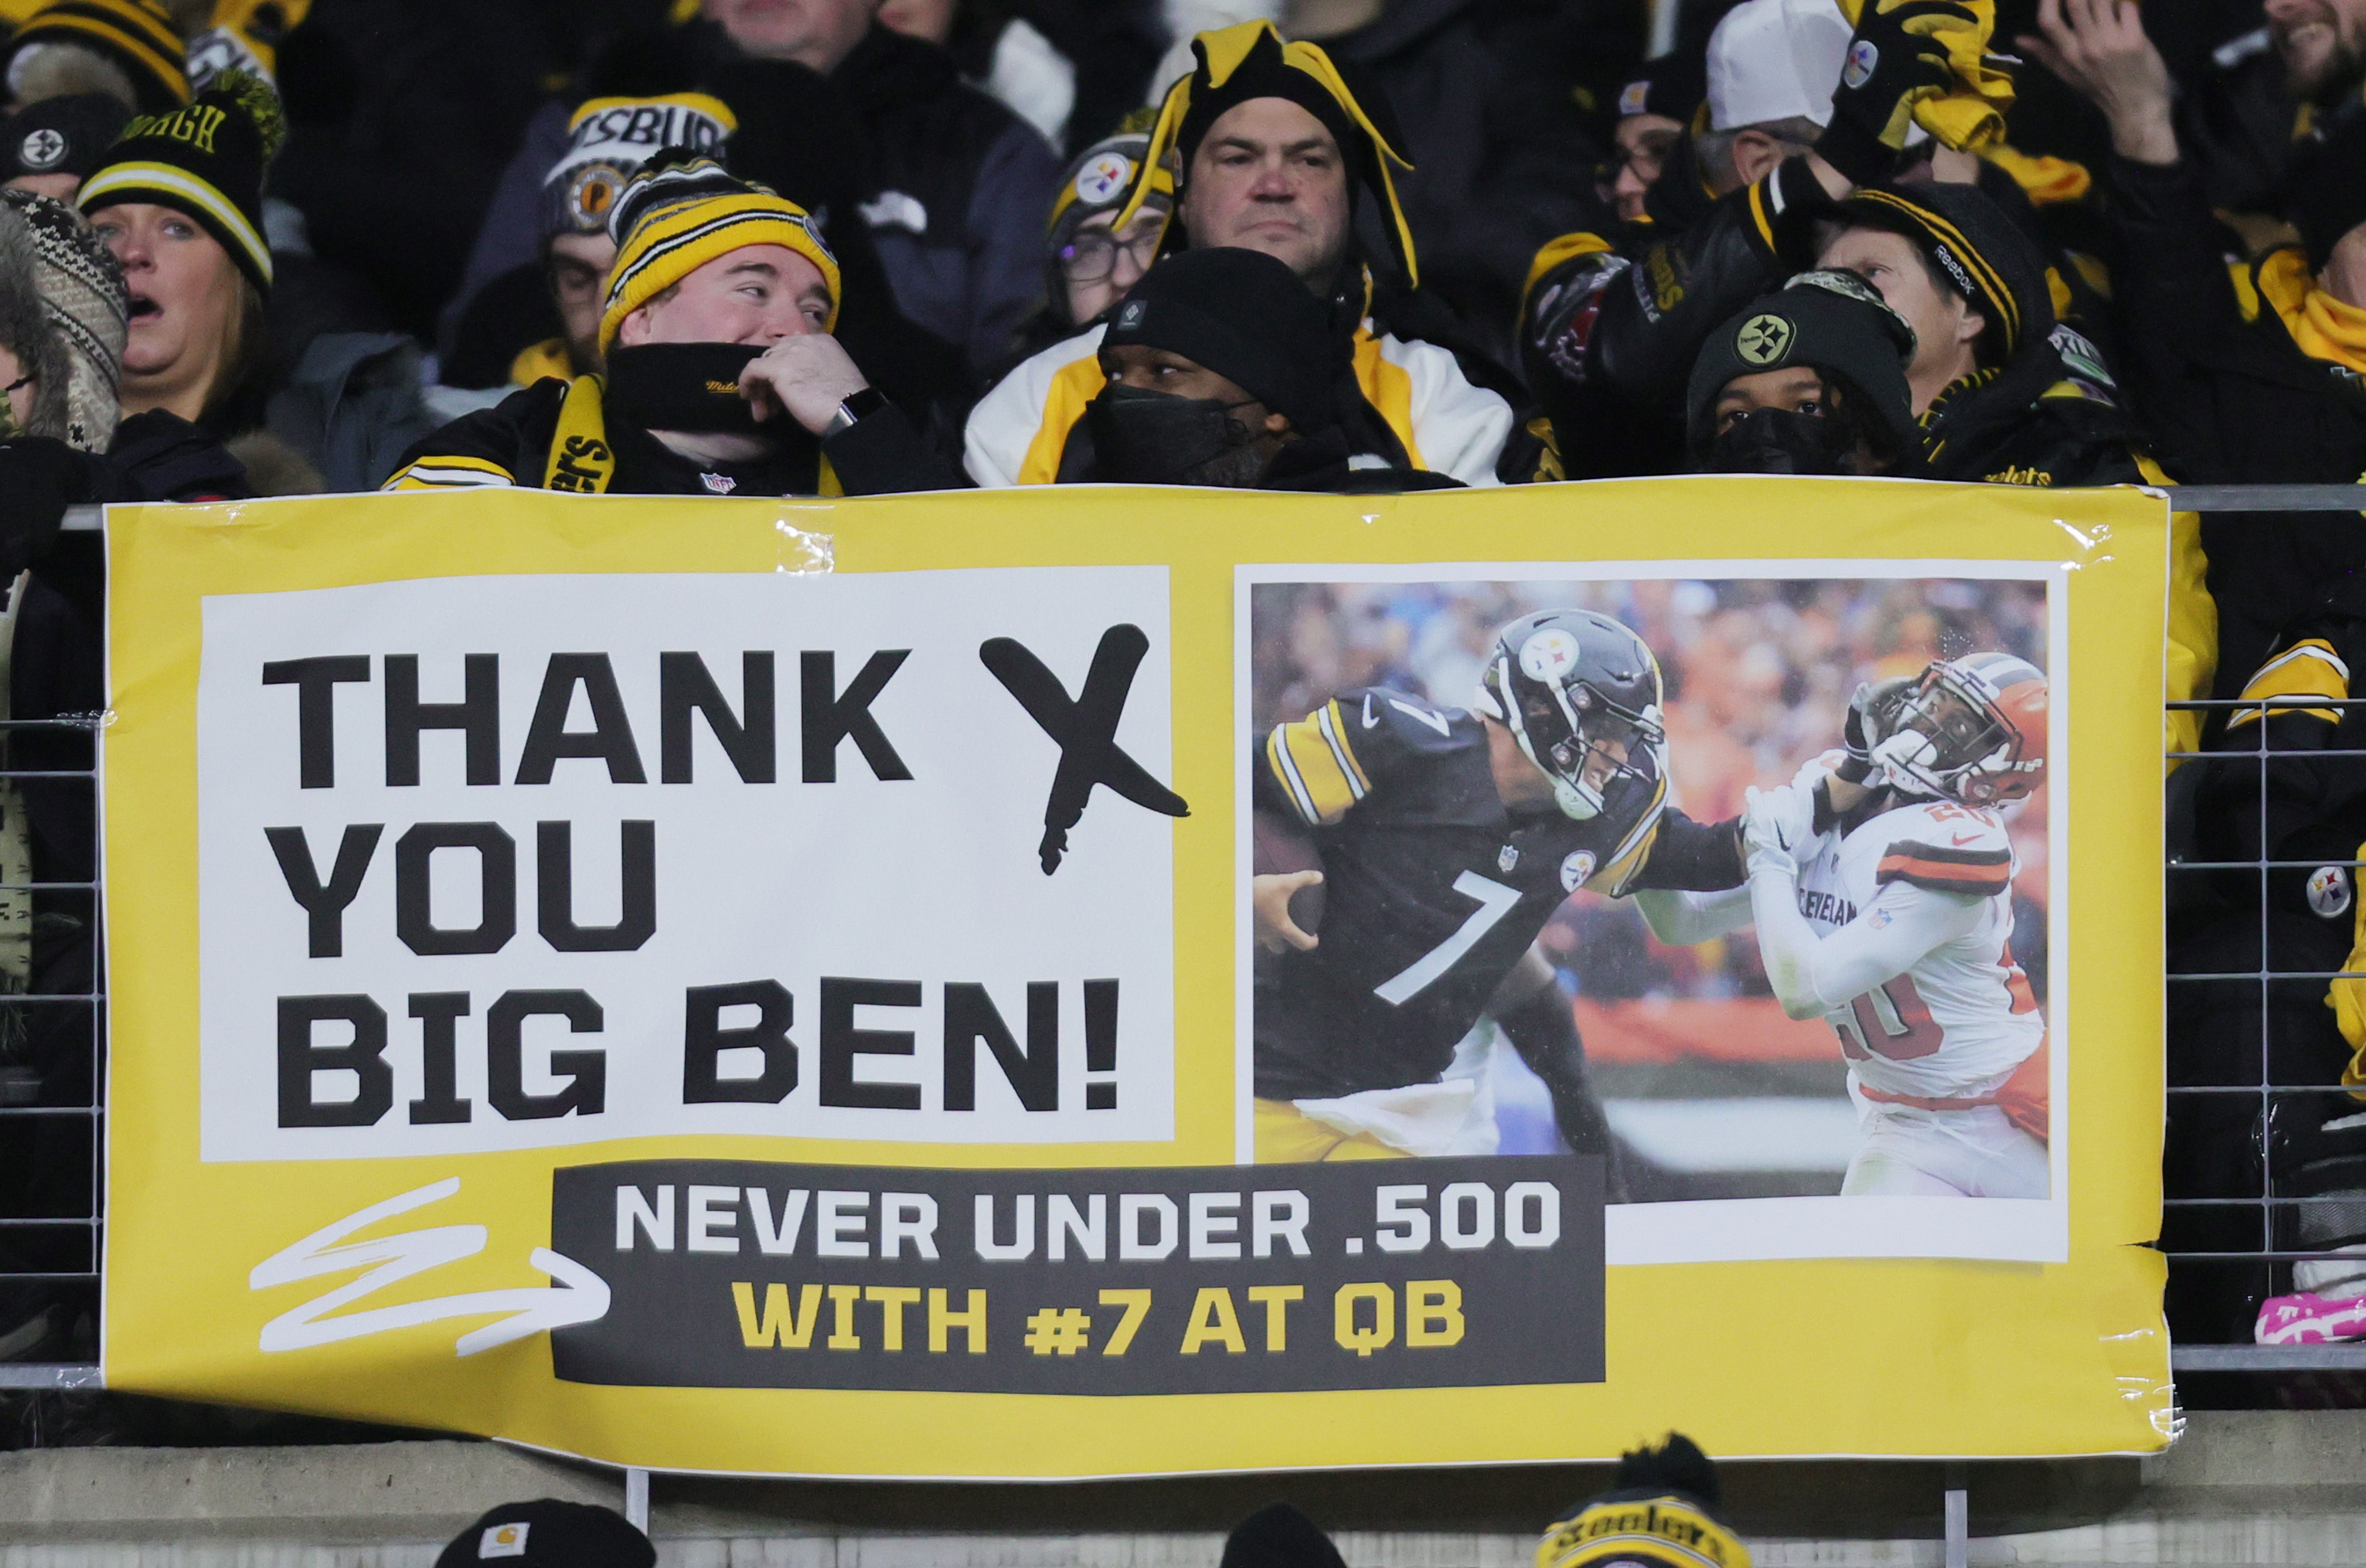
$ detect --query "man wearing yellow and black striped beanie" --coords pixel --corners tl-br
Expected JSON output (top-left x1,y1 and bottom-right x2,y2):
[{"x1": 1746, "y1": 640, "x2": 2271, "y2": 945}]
[{"x1": 386, "y1": 152, "x2": 955, "y2": 499}]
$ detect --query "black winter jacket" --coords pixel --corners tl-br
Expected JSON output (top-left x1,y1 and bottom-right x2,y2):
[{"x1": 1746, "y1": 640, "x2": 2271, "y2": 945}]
[
  {"x1": 1527, "y1": 157, "x2": 2147, "y2": 485},
  {"x1": 2104, "y1": 154, "x2": 2366, "y2": 703}
]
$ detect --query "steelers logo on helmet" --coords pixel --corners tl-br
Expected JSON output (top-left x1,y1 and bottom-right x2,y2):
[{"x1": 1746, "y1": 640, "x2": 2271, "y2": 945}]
[
  {"x1": 1520, "y1": 628, "x2": 1582, "y2": 681},
  {"x1": 17, "y1": 127, "x2": 66, "y2": 172},
  {"x1": 1479, "y1": 609, "x2": 1668, "y2": 825},
  {"x1": 566, "y1": 162, "x2": 628, "y2": 230},
  {"x1": 1735, "y1": 312, "x2": 1793, "y2": 366},
  {"x1": 1617, "y1": 80, "x2": 1650, "y2": 117},
  {"x1": 1074, "y1": 151, "x2": 1136, "y2": 207}
]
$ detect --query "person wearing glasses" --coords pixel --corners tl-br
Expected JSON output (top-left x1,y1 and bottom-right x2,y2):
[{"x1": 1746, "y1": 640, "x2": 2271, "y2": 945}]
[
  {"x1": 993, "y1": 123, "x2": 1175, "y2": 372},
  {"x1": 505, "y1": 94, "x2": 739, "y2": 389},
  {"x1": 1599, "y1": 56, "x2": 1704, "y2": 225}
]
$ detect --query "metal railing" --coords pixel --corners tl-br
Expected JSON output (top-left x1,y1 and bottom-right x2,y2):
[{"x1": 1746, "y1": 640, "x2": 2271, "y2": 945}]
[
  {"x1": 0, "y1": 705, "x2": 104, "y2": 1393},
  {"x1": 2162, "y1": 485, "x2": 2366, "y2": 1375},
  {"x1": 11, "y1": 488, "x2": 2366, "y2": 1397}
]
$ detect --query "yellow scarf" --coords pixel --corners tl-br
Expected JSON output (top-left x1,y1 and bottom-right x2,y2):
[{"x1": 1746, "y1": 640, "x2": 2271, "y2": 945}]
[{"x1": 2257, "y1": 246, "x2": 2366, "y2": 376}]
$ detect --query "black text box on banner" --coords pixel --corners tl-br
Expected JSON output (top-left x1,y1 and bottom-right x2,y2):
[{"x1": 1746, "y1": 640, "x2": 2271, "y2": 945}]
[{"x1": 549, "y1": 1155, "x2": 1603, "y2": 1394}]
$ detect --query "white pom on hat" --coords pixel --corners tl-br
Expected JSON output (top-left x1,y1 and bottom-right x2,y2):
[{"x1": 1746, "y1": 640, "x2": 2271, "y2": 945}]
[{"x1": 1707, "y1": 0, "x2": 1853, "y2": 131}]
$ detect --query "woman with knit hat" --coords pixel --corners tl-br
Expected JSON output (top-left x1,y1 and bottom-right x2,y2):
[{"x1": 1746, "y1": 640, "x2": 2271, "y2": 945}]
[
  {"x1": 385, "y1": 155, "x2": 958, "y2": 498},
  {"x1": 77, "y1": 68, "x2": 277, "y2": 430}
]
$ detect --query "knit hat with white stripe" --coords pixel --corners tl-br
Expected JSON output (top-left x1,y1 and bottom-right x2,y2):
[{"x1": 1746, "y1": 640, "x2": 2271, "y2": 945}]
[
  {"x1": 597, "y1": 153, "x2": 840, "y2": 355},
  {"x1": 77, "y1": 69, "x2": 282, "y2": 294}
]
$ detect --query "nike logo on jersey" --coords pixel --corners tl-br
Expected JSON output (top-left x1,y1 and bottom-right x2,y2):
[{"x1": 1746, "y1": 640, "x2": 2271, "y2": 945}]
[
  {"x1": 1362, "y1": 693, "x2": 1378, "y2": 728},
  {"x1": 1951, "y1": 832, "x2": 1983, "y2": 846},
  {"x1": 1390, "y1": 698, "x2": 1450, "y2": 736}
]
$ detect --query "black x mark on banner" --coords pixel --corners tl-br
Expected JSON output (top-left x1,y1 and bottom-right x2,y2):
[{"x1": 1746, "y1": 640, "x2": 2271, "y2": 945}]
[{"x1": 979, "y1": 625, "x2": 1190, "y2": 873}]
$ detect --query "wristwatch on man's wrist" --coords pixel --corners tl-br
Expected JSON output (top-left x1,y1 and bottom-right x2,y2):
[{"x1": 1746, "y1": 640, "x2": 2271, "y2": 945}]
[{"x1": 822, "y1": 386, "x2": 890, "y2": 438}]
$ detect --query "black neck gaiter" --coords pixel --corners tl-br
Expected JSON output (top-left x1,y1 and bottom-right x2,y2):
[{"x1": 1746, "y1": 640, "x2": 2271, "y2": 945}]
[
  {"x1": 1085, "y1": 384, "x2": 1266, "y2": 486},
  {"x1": 1704, "y1": 408, "x2": 1857, "y2": 475},
  {"x1": 605, "y1": 343, "x2": 768, "y2": 436}
]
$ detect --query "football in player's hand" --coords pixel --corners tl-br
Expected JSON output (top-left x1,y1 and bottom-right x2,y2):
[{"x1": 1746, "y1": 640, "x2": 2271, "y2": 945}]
[{"x1": 1254, "y1": 815, "x2": 1326, "y2": 935}]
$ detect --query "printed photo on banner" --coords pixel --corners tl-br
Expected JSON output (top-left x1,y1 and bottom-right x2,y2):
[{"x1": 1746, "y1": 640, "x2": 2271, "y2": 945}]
[{"x1": 1239, "y1": 565, "x2": 2062, "y2": 1264}]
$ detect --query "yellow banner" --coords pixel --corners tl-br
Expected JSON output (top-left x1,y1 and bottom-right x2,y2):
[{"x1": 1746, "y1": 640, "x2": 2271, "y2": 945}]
[{"x1": 101, "y1": 478, "x2": 2170, "y2": 1474}]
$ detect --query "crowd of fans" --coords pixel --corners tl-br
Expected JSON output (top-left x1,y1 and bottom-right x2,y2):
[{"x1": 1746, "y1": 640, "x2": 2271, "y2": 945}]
[
  {"x1": 0, "y1": 0, "x2": 2357, "y2": 1369},
  {"x1": 0, "y1": 0, "x2": 2346, "y2": 702}
]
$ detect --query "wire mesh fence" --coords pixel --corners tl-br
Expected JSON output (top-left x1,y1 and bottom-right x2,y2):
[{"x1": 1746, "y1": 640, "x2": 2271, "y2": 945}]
[{"x1": 0, "y1": 709, "x2": 104, "y2": 1391}]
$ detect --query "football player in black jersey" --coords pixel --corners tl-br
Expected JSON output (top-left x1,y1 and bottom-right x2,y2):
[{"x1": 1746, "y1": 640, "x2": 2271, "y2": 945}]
[{"x1": 1251, "y1": 608, "x2": 1746, "y2": 1185}]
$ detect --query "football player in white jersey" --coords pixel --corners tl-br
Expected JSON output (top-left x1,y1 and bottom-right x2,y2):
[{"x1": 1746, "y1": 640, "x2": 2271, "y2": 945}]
[{"x1": 1637, "y1": 651, "x2": 2051, "y2": 1197}]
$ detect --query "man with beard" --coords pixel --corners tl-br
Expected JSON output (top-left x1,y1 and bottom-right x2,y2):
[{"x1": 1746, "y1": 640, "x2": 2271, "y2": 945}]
[{"x1": 384, "y1": 156, "x2": 955, "y2": 499}]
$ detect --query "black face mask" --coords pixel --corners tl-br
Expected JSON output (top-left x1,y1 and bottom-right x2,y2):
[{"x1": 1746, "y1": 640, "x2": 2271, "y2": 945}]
[
  {"x1": 1703, "y1": 407, "x2": 1858, "y2": 475},
  {"x1": 605, "y1": 343, "x2": 768, "y2": 436},
  {"x1": 1085, "y1": 383, "x2": 1266, "y2": 486}
]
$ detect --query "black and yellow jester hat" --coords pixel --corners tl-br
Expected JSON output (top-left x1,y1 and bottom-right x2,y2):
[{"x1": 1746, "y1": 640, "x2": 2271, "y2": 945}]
[{"x1": 1112, "y1": 19, "x2": 1420, "y2": 285}]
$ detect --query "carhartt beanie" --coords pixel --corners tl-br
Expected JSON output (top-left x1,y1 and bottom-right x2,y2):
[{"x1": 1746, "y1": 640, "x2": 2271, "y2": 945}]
[
  {"x1": 2, "y1": 93, "x2": 131, "y2": 183},
  {"x1": 1103, "y1": 245, "x2": 1342, "y2": 434},
  {"x1": 1687, "y1": 269, "x2": 1920, "y2": 462},
  {"x1": 79, "y1": 70, "x2": 283, "y2": 294},
  {"x1": 1618, "y1": 51, "x2": 1707, "y2": 124},
  {"x1": 2, "y1": 0, "x2": 188, "y2": 114},
  {"x1": 433, "y1": 1501, "x2": 653, "y2": 1568},
  {"x1": 0, "y1": 189, "x2": 124, "y2": 450}
]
